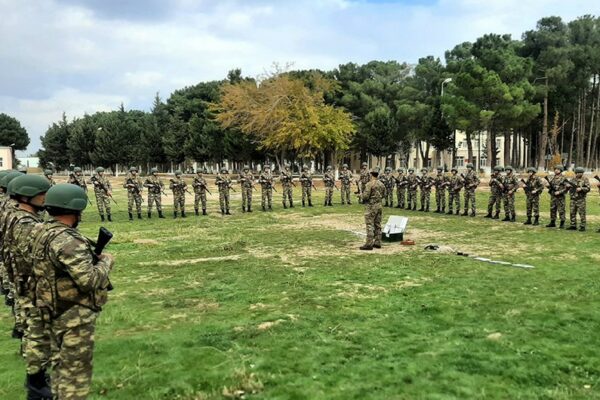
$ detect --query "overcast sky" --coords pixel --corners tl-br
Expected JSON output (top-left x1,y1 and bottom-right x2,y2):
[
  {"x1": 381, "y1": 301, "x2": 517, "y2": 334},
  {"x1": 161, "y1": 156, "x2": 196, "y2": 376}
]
[{"x1": 1, "y1": 0, "x2": 598, "y2": 155}]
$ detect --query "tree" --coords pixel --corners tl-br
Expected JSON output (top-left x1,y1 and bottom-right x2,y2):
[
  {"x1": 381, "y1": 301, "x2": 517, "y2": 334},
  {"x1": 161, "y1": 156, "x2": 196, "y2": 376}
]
[
  {"x1": 38, "y1": 113, "x2": 69, "y2": 170},
  {"x1": 68, "y1": 114, "x2": 97, "y2": 167},
  {"x1": 0, "y1": 113, "x2": 30, "y2": 152}
]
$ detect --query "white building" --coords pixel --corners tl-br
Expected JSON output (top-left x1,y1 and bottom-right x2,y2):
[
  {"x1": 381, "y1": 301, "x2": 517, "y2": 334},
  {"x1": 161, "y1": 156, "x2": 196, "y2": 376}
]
[{"x1": 0, "y1": 147, "x2": 14, "y2": 170}]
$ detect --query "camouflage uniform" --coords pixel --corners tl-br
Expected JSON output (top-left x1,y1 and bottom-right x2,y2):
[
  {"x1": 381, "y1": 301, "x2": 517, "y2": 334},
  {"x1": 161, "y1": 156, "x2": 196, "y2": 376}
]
[
  {"x1": 215, "y1": 171, "x2": 232, "y2": 214},
  {"x1": 360, "y1": 174, "x2": 386, "y2": 249},
  {"x1": 258, "y1": 168, "x2": 274, "y2": 211},
  {"x1": 279, "y1": 167, "x2": 294, "y2": 208},
  {"x1": 67, "y1": 170, "x2": 87, "y2": 192},
  {"x1": 239, "y1": 168, "x2": 254, "y2": 212},
  {"x1": 45, "y1": 171, "x2": 56, "y2": 187},
  {"x1": 502, "y1": 168, "x2": 519, "y2": 221},
  {"x1": 359, "y1": 164, "x2": 370, "y2": 202},
  {"x1": 0, "y1": 197, "x2": 18, "y2": 311},
  {"x1": 192, "y1": 173, "x2": 208, "y2": 215},
  {"x1": 433, "y1": 169, "x2": 447, "y2": 213},
  {"x1": 323, "y1": 167, "x2": 335, "y2": 206},
  {"x1": 30, "y1": 219, "x2": 113, "y2": 400},
  {"x1": 339, "y1": 166, "x2": 353, "y2": 205},
  {"x1": 395, "y1": 170, "x2": 407, "y2": 209},
  {"x1": 486, "y1": 169, "x2": 504, "y2": 219},
  {"x1": 462, "y1": 166, "x2": 479, "y2": 216},
  {"x1": 123, "y1": 171, "x2": 143, "y2": 220},
  {"x1": 406, "y1": 170, "x2": 419, "y2": 211},
  {"x1": 566, "y1": 170, "x2": 591, "y2": 231},
  {"x1": 144, "y1": 172, "x2": 165, "y2": 218},
  {"x1": 523, "y1": 170, "x2": 544, "y2": 225},
  {"x1": 300, "y1": 168, "x2": 313, "y2": 207},
  {"x1": 90, "y1": 171, "x2": 112, "y2": 221},
  {"x1": 383, "y1": 169, "x2": 395, "y2": 207},
  {"x1": 169, "y1": 173, "x2": 187, "y2": 217},
  {"x1": 418, "y1": 170, "x2": 433, "y2": 212},
  {"x1": 547, "y1": 169, "x2": 568, "y2": 228},
  {"x1": 378, "y1": 171, "x2": 389, "y2": 206},
  {"x1": 447, "y1": 170, "x2": 462, "y2": 214}
]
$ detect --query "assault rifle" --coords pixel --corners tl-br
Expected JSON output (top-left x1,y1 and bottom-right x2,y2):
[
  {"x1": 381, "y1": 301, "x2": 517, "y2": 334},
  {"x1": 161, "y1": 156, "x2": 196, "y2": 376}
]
[
  {"x1": 460, "y1": 173, "x2": 479, "y2": 190},
  {"x1": 193, "y1": 180, "x2": 212, "y2": 196},
  {"x1": 170, "y1": 178, "x2": 192, "y2": 195},
  {"x1": 259, "y1": 178, "x2": 278, "y2": 193},
  {"x1": 520, "y1": 179, "x2": 530, "y2": 194},
  {"x1": 93, "y1": 227, "x2": 114, "y2": 291},
  {"x1": 544, "y1": 176, "x2": 561, "y2": 196},
  {"x1": 91, "y1": 176, "x2": 117, "y2": 205},
  {"x1": 149, "y1": 182, "x2": 168, "y2": 197},
  {"x1": 126, "y1": 177, "x2": 141, "y2": 195}
]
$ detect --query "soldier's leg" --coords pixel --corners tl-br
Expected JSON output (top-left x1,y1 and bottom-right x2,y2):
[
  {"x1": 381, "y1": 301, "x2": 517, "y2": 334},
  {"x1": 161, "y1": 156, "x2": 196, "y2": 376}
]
[
  {"x1": 180, "y1": 194, "x2": 186, "y2": 215},
  {"x1": 219, "y1": 191, "x2": 225, "y2": 212},
  {"x1": 364, "y1": 209, "x2": 375, "y2": 247},
  {"x1": 195, "y1": 193, "x2": 200, "y2": 213},
  {"x1": 225, "y1": 192, "x2": 230, "y2": 211},
  {"x1": 374, "y1": 208, "x2": 382, "y2": 246},
  {"x1": 156, "y1": 195, "x2": 162, "y2": 214},
  {"x1": 127, "y1": 193, "x2": 134, "y2": 214},
  {"x1": 579, "y1": 199, "x2": 586, "y2": 229},
  {"x1": 248, "y1": 189, "x2": 253, "y2": 211},
  {"x1": 201, "y1": 192, "x2": 207, "y2": 214},
  {"x1": 302, "y1": 187, "x2": 307, "y2": 205},
  {"x1": 470, "y1": 191, "x2": 477, "y2": 215},
  {"x1": 147, "y1": 194, "x2": 154, "y2": 213},
  {"x1": 24, "y1": 306, "x2": 51, "y2": 374},
  {"x1": 241, "y1": 189, "x2": 246, "y2": 210},
  {"x1": 569, "y1": 198, "x2": 577, "y2": 227},
  {"x1": 135, "y1": 194, "x2": 142, "y2": 216},
  {"x1": 558, "y1": 197, "x2": 566, "y2": 224},
  {"x1": 104, "y1": 195, "x2": 111, "y2": 218},
  {"x1": 550, "y1": 197, "x2": 557, "y2": 221},
  {"x1": 532, "y1": 196, "x2": 539, "y2": 218},
  {"x1": 95, "y1": 193, "x2": 104, "y2": 216},
  {"x1": 267, "y1": 189, "x2": 272, "y2": 208},
  {"x1": 307, "y1": 188, "x2": 312, "y2": 206}
]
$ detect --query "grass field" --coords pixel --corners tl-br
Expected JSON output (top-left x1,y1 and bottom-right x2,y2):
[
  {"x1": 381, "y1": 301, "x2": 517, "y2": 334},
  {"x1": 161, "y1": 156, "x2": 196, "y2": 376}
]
[{"x1": 1, "y1": 183, "x2": 600, "y2": 399}]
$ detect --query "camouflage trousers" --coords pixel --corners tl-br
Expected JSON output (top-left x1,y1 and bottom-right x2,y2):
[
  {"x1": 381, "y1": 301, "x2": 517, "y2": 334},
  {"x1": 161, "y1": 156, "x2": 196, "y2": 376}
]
[
  {"x1": 396, "y1": 186, "x2": 406, "y2": 208},
  {"x1": 360, "y1": 182, "x2": 367, "y2": 203},
  {"x1": 94, "y1": 191, "x2": 111, "y2": 216},
  {"x1": 127, "y1": 192, "x2": 142, "y2": 214},
  {"x1": 487, "y1": 192, "x2": 502, "y2": 215},
  {"x1": 364, "y1": 204, "x2": 382, "y2": 247},
  {"x1": 282, "y1": 185, "x2": 293, "y2": 206},
  {"x1": 448, "y1": 191, "x2": 460, "y2": 212},
  {"x1": 172, "y1": 192, "x2": 185, "y2": 213},
  {"x1": 49, "y1": 306, "x2": 98, "y2": 400},
  {"x1": 302, "y1": 186, "x2": 312, "y2": 204},
  {"x1": 147, "y1": 192, "x2": 162, "y2": 212},
  {"x1": 340, "y1": 183, "x2": 352, "y2": 204},
  {"x1": 420, "y1": 189, "x2": 431, "y2": 210},
  {"x1": 194, "y1": 191, "x2": 207, "y2": 211},
  {"x1": 550, "y1": 195, "x2": 566, "y2": 222},
  {"x1": 0, "y1": 260, "x2": 10, "y2": 295},
  {"x1": 242, "y1": 187, "x2": 252, "y2": 210},
  {"x1": 503, "y1": 194, "x2": 515, "y2": 218},
  {"x1": 23, "y1": 302, "x2": 51, "y2": 374},
  {"x1": 435, "y1": 188, "x2": 446, "y2": 211},
  {"x1": 570, "y1": 197, "x2": 587, "y2": 227},
  {"x1": 219, "y1": 189, "x2": 230, "y2": 211},
  {"x1": 384, "y1": 186, "x2": 394, "y2": 206},
  {"x1": 324, "y1": 186, "x2": 334, "y2": 205},
  {"x1": 407, "y1": 189, "x2": 418, "y2": 209},
  {"x1": 464, "y1": 189, "x2": 476, "y2": 214},
  {"x1": 526, "y1": 195, "x2": 541, "y2": 218},
  {"x1": 261, "y1": 188, "x2": 272, "y2": 208},
  {"x1": 13, "y1": 291, "x2": 26, "y2": 336}
]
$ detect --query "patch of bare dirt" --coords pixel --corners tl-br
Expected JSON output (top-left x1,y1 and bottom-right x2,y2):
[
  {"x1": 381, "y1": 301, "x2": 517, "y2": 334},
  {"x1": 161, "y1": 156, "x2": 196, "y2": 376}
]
[{"x1": 138, "y1": 255, "x2": 241, "y2": 266}]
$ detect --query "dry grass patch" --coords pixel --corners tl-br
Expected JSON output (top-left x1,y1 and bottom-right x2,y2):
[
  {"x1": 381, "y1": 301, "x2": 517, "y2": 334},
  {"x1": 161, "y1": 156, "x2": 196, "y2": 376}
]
[{"x1": 138, "y1": 255, "x2": 241, "y2": 266}]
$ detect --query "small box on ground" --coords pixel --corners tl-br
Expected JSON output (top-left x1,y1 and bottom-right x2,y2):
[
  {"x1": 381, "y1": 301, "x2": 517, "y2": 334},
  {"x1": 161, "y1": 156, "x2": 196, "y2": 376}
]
[{"x1": 383, "y1": 216, "x2": 408, "y2": 242}]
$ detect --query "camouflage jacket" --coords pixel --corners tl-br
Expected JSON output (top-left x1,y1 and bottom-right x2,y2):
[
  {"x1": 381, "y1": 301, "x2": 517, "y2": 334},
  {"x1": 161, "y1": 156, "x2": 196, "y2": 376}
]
[
  {"x1": 523, "y1": 175, "x2": 544, "y2": 196},
  {"x1": 169, "y1": 177, "x2": 187, "y2": 194},
  {"x1": 215, "y1": 174, "x2": 232, "y2": 191},
  {"x1": 258, "y1": 172, "x2": 274, "y2": 189},
  {"x1": 68, "y1": 173, "x2": 87, "y2": 191},
  {"x1": 279, "y1": 170, "x2": 294, "y2": 186},
  {"x1": 91, "y1": 174, "x2": 111, "y2": 195},
  {"x1": 30, "y1": 219, "x2": 113, "y2": 317},
  {"x1": 419, "y1": 175, "x2": 433, "y2": 191},
  {"x1": 0, "y1": 199, "x2": 18, "y2": 263},
  {"x1": 239, "y1": 172, "x2": 254, "y2": 188},
  {"x1": 300, "y1": 171, "x2": 313, "y2": 188},
  {"x1": 566, "y1": 176, "x2": 591, "y2": 199},
  {"x1": 462, "y1": 171, "x2": 480, "y2": 191},
  {"x1": 489, "y1": 174, "x2": 504, "y2": 195},
  {"x1": 448, "y1": 174, "x2": 463, "y2": 192},
  {"x1": 144, "y1": 175, "x2": 164, "y2": 194},
  {"x1": 433, "y1": 174, "x2": 447, "y2": 189},
  {"x1": 384, "y1": 172, "x2": 395, "y2": 189},
  {"x1": 323, "y1": 172, "x2": 335, "y2": 188},
  {"x1": 406, "y1": 174, "x2": 419, "y2": 190},
  {"x1": 548, "y1": 174, "x2": 568, "y2": 197},
  {"x1": 192, "y1": 176, "x2": 208, "y2": 193},
  {"x1": 361, "y1": 180, "x2": 385, "y2": 205},
  {"x1": 339, "y1": 170, "x2": 353, "y2": 185},
  {"x1": 503, "y1": 174, "x2": 519, "y2": 194},
  {"x1": 359, "y1": 168, "x2": 370, "y2": 184},
  {"x1": 123, "y1": 175, "x2": 144, "y2": 194},
  {"x1": 395, "y1": 174, "x2": 407, "y2": 188}
]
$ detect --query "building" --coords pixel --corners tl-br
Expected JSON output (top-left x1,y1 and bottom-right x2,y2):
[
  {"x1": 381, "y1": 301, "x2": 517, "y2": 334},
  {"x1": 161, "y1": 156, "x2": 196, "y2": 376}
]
[
  {"x1": 0, "y1": 147, "x2": 14, "y2": 170},
  {"x1": 18, "y1": 157, "x2": 40, "y2": 169}
]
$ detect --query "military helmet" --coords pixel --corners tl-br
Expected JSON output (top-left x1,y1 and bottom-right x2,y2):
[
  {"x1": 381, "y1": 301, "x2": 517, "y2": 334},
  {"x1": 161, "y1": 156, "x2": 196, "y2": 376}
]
[
  {"x1": 527, "y1": 167, "x2": 536, "y2": 173},
  {"x1": 493, "y1": 166, "x2": 503, "y2": 172},
  {"x1": 17, "y1": 166, "x2": 28, "y2": 174},
  {"x1": 10, "y1": 175, "x2": 51, "y2": 197},
  {"x1": 466, "y1": 163, "x2": 474, "y2": 169},
  {"x1": 44, "y1": 169, "x2": 53, "y2": 176},
  {"x1": 73, "y1": 167, "x2": 82, "y2": 173},
  {"x1": 408, "y1": 168, "x2": 414, "y2": 173},
  {"x1": 371, "y1": 167, "x2": 380, "y2": 174},
  {"x1": 421, "y1": 168, "x2": 428, "y2": 173},
  {"x1": 505, "y1": 166, "x2": 514, "y2": 172},
  {"x1": 0, "y1": 171, "x2": 23, "y2": 189},
  {"x1": 243, "y1": 165, "x2": 250, "y2": 171},
  {"x1": 196, "y1": 169, "x2": 203, "y2": 174},
  {"x1": 44, "y1": 183, "x2": 88, "y2": 212},
  {"x1": 385, "y1": 167, "x2": 391, "y2": 172},
  {"x1": 397, "y1": 168, "x2": 404, "y2": 173},
  {"x1": 342, "y1": 164, "x2": 348, "y2": 168},
  {"x1": 436, "y1": 167, "x2": 443, "y2": 172},
  {"x1": 302, "y1": 165, "x2": 308, "y2": 170},
  {"x1": 451, "y1": 167, "x2": 458, "y2": 173},
  {"x1": 96, "y1": 167, "x2": 105, "y2": 173},
  {"x1": 174, "y1": 170, "x2": 182, "y2": 176},
  {"x1": 575, "y1": 167, "x2": 585, "y2": 174},
  {"x1": 554, "y1": 165, "x2": 564, "y2": 172},
  {"x1": 326, "y1": 165, "x2": 332, "y2": 171},
  {"x1": 0, "y1": 171, "x2": 9, "y2": 181},
  {"x1": 129, "y1": 166, "x2": 138, "y2": 172},
  {"x1": 150, "y1": 167, "x2": 158, "y2": 174},
  {"x1": 361, "y1": 162, "x2": 368, "y2": 167},
  {"x1": 221, "y1": 168, "x2": 228, "y2": 173}
]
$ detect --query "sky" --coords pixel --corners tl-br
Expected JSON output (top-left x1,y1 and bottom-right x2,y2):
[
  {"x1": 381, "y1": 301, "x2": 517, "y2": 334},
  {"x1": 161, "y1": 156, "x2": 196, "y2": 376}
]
[{"x1": 1, "y1": 0, "x2": 598, "y2": 155}]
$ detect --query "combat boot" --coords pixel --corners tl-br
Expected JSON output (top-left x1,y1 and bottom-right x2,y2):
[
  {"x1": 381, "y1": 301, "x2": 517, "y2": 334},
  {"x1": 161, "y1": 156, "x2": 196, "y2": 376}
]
[
  {"x1": 25, "y1": 370, "x2": 52, "y2": 400},
  {"x1": 492, "y1": 212, "x2": 500, "y2": 220},
  {"x1": 202, "y1": 209, "x2": 207, "y2": 215},
  {"x1": 147, "y1": 212, "x2": 152, "y2": 219},
  {"x1": 226, "y1": 209, "x2": 231, "y2": 215},
  {"x1": 373, "y1": 243, "x2": 382, "y2": 249},
  {"x1": 502, "y1": 215, "x2": 510, "y2": 221},
  {"x1": 559, "y1": 220, "x2": 565, "y2": 229},
  {"x1": 173, "y1": 212, "x2": 178, "y2": 219},
  {"x1": 137, "y1": 213, "x2": 142, "y2": 220},
  {"x1": 221, "y1": 208, "x2": 225, "y2": 215},
  {"x1": 434, "y1": 207, "x2": 440, "y2": 213},
  {"x1": 566, "y1": 225, "x2": 577, "y2": 230},
  {"x1": 484, "y1": 212, "x2": 492, "y2": 218},
  {"x1": 523, "y1": 217, "x2": 532, "y2": 225},
  {"x1": 247, "y1": 206, "x2": 252, "y2": 212},
  {"x1": 533, "y1": 217, "x2": 539, "y2": 226},
  {"x1": 158, "y1": 211, "x2": 165, "y2": 219},
  {"x1": 425, "y1": 206, "x2": 429, "y2": 212},
  {"x1": 359, "y1": 244, "x2": 373, "y2": 251},
  {"x1": 290, "y1": 202, "x2": 294, "y2": 208},
  {"x1": 195, "y1": 209, "x2": 199, "y2": 216},
  {"x1": 283, "y1": 203, "x2": 288, "y2": 209},
  {"x1": 455, "y1": 210, "x2": 460, "y2": 215},
  {"x1": 262, "y1": 206, "x2": 266, "y2": 212},
  {"x1": 461, "y1": 211, "x2": 468, "y2": 216},
  {"x1": 181, "y1": 211, "x2": 186, "y2": 218},
  {"x1": 107, "y1": 214, "x2": 112, "y2": 222},
  {"x1": 242, "y1": 206, "x2": 246, "y2": 213},
  {"x1": 412, "y1": 205, "x2": 417, "y2": 211},
  {"x1": 309, "y1": 201, "x2": 313, "y2": 207},
  {"x1": 302, "y1": 201, "x2": 305, "y2": 207},
  {"x1": 397, "y1": 204, "x2": 402, "y2": 209},
  {"x1": 128, "y1": 213, "x2": 133, "y2": 221},
  {"x1": 268, "y1": 205, "x2": 272, "y2": 211},
  {"x1": 579, "y1": 226, "x2": 586, "y2": 232},
  {"x1": 100, "y1": 214, "x2": 105, "y2": 222},
  {"x1": 470, "y1": 212, "x2": 476, "y2": 217},
  {"x1": 510, "y1": 215, "x2": 516, "y2": 222},
  {"x1": 545, "y1": 220, "x2": 556, "y2": 228}
]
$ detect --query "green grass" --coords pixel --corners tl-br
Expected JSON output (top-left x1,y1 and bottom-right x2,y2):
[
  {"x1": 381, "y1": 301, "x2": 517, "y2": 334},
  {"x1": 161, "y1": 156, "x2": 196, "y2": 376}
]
[{"x1": 1, "y1": 187, "x2": 600, "y2": 399}]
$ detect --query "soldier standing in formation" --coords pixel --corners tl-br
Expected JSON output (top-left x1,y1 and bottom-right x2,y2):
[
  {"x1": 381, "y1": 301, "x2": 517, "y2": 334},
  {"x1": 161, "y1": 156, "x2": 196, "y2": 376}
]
[
  {"x1": 546, "y1": 165, "x2": 568, "y2": 229},
  {"x1": 0, "y1": 171, "x2": 23, "y2": 315},
  {"x1": 486, "y1": 166, "x2": 504, "y2": 219},
  {"x1": 239, "y1": 166, "x2": 254, "y2": 213},
  {"x1": 462, "y1": 163, "x2": 479, "y2": 216},
  {"x1": 395, "y1": 168, "x2": 407, "y2": 209},
  {"x1": 44, "y1": 170, "x2": 56, "y2": 186},
  {"x1": 502, "y1": 166, "x2": 519, "y2": 222},
  {"x1": 406, "y1": 168, "x2": 419, "y2": 211},
  {"x1": 339, "y1": 164, "x2": 353, "y2": 205},
  {"x1": 300, "y1": 165, "x2": 314, "y2": 207},
  {"x1": 566, "y1": 167, "x2": 590, "y2": 231},
  {"x1": 144, "y1": 168, "x2": 165, "y2": 219},
  {"x1": 433, "y1": 167, "x2": 447, "y2": 213},
  {"x1": 383, "y1": 167, "x2": 395, "y2": 207},
  {"x1": 447, "y1": 167, "x2": 462, "y2": 215},
  {"x1": 280, "y1": 164, "x2": 294, "y2": 209},
  {"x1": 323, "y1": 166, "x2": 335, "y2": 207},
  {"x1": 192, "y1": 169, "x2": 209, "y2": 216},
  {"x1": 360, "y1": 168, "x2": 386, "y2": 250},
  {"x1": 419, "y1": 168, "x2": 432, "y2": 212},
  {"x1": 169, "y1": 170, "x2": 187, "y2": 218},
  {"x1": 359, "y1": 162, "x2": 370, "y2": 202},
  {"x1": 124, "y1": 167, "x2": 144, "y2": 221},
  {"x1": 67, "y1": 167, "x2": 87, "y2": 192},
  {"x1": 378, "y1": 167, "x2": 389, "y2": 207},
  {"x1": 258, "y1": 165, "x2": 274, "y2": 211},
  {"x1": 91, "y1": 167, "x2": 112, "y2": 222},
  {"x1": 522, "y1": 167, "x2": 544, "y2": 226},
  {"x1": 215, "y1": 168, "x2": 232, "y2": 215}
]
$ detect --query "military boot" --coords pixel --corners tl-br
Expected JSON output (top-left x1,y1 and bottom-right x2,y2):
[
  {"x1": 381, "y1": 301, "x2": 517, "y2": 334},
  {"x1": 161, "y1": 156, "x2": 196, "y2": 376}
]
[
  {"x1": 434, "y1": 207, "x2": 440, "y2": 213},
  {"x1": 302, "y1": 201, "x2": 305, "y2": 207},
  {"x1": 470, "y1": 212, "x2": 476, "y2": 217},
  {"x1": 158, "y1": 211, "x2": 165, "y2": 219},
  {"x1": 523, "y1": 217, "x2": 532, "y2": 225},
  {"x1": 173, "y1": 212, "x2": 178, "y2": 219},
  {"x1": 510, "y1": 215, "x2": 516, "y2": 222},
  {"x1": 262, "y1": 206, "x2": 266, "y2": 212},
  {"x1": 289, "y1": 201, "x2": 294, "y2": 208},
  {"x1": 242, "y1": 206, "x2": 246, "y2": 213},
  {"x1": 195, "y1": 209, "x2": 199, "y2": 216},
  {"x1": 502, "y1": 215, "x2": 510, "y2": 221},
  {"x1": 397, "y1": 204, "x2": 402, "y2": 209},
  {"x1": 221, "y1": 208, "x2": 225, "y2": 215},
  {"x1": 559, "y1": 220, "x2": 565, "y2": 229},
  {"x1": 202, "y1": 209, "x2": 207, "y2": 215},
  {"x1": 226, "y1": 209, "x2": 231, "y2": 215},
  {"x1": 412, "y1": 205, "x2": 417, "y2": 211},
  {"x1": 268, "y1": 205, "x2": 272, "y2": 211},
  {"x1": 283, "y1": 203, "x2": 288, "y2": 209},
  {"x1": 137, "y1": 213, "x2": 143, "y2": 219},
  {"x1": 359, "y1": 244, "x2": 373, "y2": 251},
  {"x1": 533, "y1": 217, "x2": 539, "y2": 226},
  {"x1": 309, "y1": 201, "x2": 313, "y2": 207},
  {"x1": 147, "y1": 212, "x2": 152, "y2": 219},
  {"x1": 247, "y1": 206, "x2": 252, "y2": 212},
  {"x1": 181, "y1": 211, "x2": 186, "y2": 218},
  {"x1": 455, "y1": 210, "x2": 460, "y2": 215},
  {"x1": 128, "y1": 213, "x2": 133, "y2": 221},
  {"x1": 579, "y1": 226, "x2": 586, "y2": 232},
  {"x1": 25, "y1": 370, "x2": 52, "y2": 400},
  {"x1": 545, "y1": 220, "x2": 556, "y2": 228},
  {"x1": 107, "y1": 214, "x2": 112, "y2": 222},
  {"x1": 492, "y1": 212, "x2": 500, "y2": 220},
  {"x1": 566, "y1": 225, "x2": 577, "y2": 230},
  {"x1": 425, "y1": 206, "x2": 429, "y2": 212},
  {"x1": 100, "y1": 214, "x2": 105, "y2": 222}
]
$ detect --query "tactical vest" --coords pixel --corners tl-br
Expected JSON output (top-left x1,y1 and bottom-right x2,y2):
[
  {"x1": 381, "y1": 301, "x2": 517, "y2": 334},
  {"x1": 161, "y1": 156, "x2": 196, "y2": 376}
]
[{"x1": 5, "y1": 209, "x2": 42, "y2": 296}]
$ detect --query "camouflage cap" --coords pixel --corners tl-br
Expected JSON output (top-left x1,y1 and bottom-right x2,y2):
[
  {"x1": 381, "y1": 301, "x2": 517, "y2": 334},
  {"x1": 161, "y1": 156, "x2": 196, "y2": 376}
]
[
  {"x1": 436, "y1": 167, "x2": 443, "y2": 172},
  {"x1": 575, "y1": 167, "x2": 585, "y2": 174},
  {"x1": 361, "y1": 162, "x2": 368, "y2": 167},
  {"x1": 44, "y1": 169, "x2": 53, "y2": 176},
  {"x1": 221, "y1": 168, "x2": 228, "y2": 173},
  {"x1": 451, "y1": 167, "x2": 458, "y2": 173},
  {"x1": 554, "y1": 165, "x2": 564, "y2": 172},
  {"x1": 527, "y1": 167, "x2": 536, "y2": 173},
  {"x1": 129, "y1": 166, "x2": 138, "y2": 172},
  {"x1": 243, "y1": 165, "x2": 250, "y2": 171},
  {"x1": 371, "y1": 167, "x2": 380, "y2": 174},
  {"x1": 150, "y1": 167, "x2": 159, "y2": 173},
  {"x1": 264, "y1": 164, "x2": 271, "y2": 170},
  {"x1": 493, "y1": 166, "x2": 503, "y2": 172},
  {"x1": 397, "y1": 168, "x2": 404, "y2": 173},
  {"x1": 95, "y1": 167, "x2": 105, "y2": 173},
  {"x1": 73, "y1": 167, "x2": 82, "y2": 173},
  {"x1": 342, "y1": 164, "x2": 348, "y2": 168},
  {"x1": 408, "y1": 168, "x2": 414, "y2": 173},
  {"x1": 326, "y1": 166, "x2": 332, "y2": 170},
  {"x1": 302, "y1": 165, "x2": 308, "y2": 170},
  {"x1": 385, "y1": 167, "x2": 391, "y2": 172},
  {"x1": 10, "y1": 175, "x2": 51, "y2": 197},
  {"x1": 421, "y1": 168, "x2": 428, "y2": 173},
  {"x1": 0, "y1": 171, "x2": 23, "y2": 189},
  {"x1": 505, "y1": 166, "x2": 513, "y2": 172},
  {"x1": 44, "y1": 183, "x2": 88, "y2": 212}
]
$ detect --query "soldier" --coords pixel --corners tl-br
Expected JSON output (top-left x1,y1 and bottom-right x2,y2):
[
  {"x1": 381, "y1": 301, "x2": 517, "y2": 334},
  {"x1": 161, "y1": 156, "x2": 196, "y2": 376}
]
[
  {"x1": 566, "y1": 167, "x2": 591, "y2": 231},
  {"x1": 433, "y1": 167, "x2": 447, "y2": 213},
  {"x1": 30, "y1": 183, "x2": 114, "y2": 400},
  {"x1": 546, "y1": 165, "x2": 568, "y2": 229},
  {"x1": 461, "y1": 163, "x2": 479, "y2": 216},
  {"x1": 90, "y1": 167, "x2": 112, "y2": 222},
  {"x1": 124, "y1": 167, "x2": 143, "y2": 221},
  {"x1": 323, "y1": 166, "x2": 335, "y2": 206},
  {"x1": 4, "y1": 175, "x2": 52, "y2": 399},
  {"x1": 485, "y1": 166, "x2": 504, "y2": 219},
  {"x1": 169, "y1": 170, "x2": 187, "y2": 218},
  {"x1": 447, "y1": 167, "x2": 462, "y2": 215},
  {"x1": 44, "y1": 170, "x2": 56, "y2": 186},
  {"x1": 339, "y1": 164, "x2": 353, "y2": 205},
  {"x1": 280, "y1": 164, "x2": 295, "y2": 209},
  {"x1": 502, "y1": 166, "x2": 519, "y2": 222},
  {"x1": 418, "y1": 168, "x2": 433, "y2": 212},
  {"x1": 192, "y1": 169, "x2": 209, "y2": 216},
  {"x1": 215, "y1": 168, "x2": 232, "y2": 215},
  {"x1": 359, "y1": 168, "x2": 386, "y2": 251},
  {"x1": 258, "y1": 165, "x2": 274, "y2": 211},
  {"x1": 359, "y1": 162, "x2": 370, "y2": 202},
  {"x1": 67, "y1": 167, "x2": 87, "y2": 192},
  {"x1": 406, "y1": 168, "x2": 419, "y2": 211},
  {"x1": 383, "y1": 167, "x2": 395, "y2": 207},
  {"x1": 522, "y1": 167, "x2": 544, "y2": 225},
  {"x1": 395, "y1": 168, "x2": 407, "y2": 209},
  {"x1": 239, "y1": 166, "x2": 254, "y2": 213},
  {"x1": 144, "y1": 167, "x2": 165, "y2": 219},
  {"x1": 299, "y1": 165, "x2": 314, "y2": 207}
]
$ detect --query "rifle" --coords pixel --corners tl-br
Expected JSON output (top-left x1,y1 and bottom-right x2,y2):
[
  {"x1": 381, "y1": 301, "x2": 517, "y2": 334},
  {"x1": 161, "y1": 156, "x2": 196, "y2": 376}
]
[
  {"x1": 193, "y1": 180, "x2": 212, "y2": 196},
  {"x1": 170, "y1": 178, "x2": 191, "y2": 195},
  {"x1": 146, "y1": 181, "x2": 168, "y2": 197},
  {"x1": 334, "y1": 184, "x2": 340, "y2": 191},
  {"x1": 520, "y1": 179, "x2": 530, "y2": 194},
  {"x1": 461, "y1": 173, "x2": 478, "y2": 190},
  {"x1": 311, "y1": 183, "x2": 318, "y2": 191},
  {"x1": 91, "y1": 176, "x2": 117, "y2": 205},
  {"x1": 126, "y1": 177, "x2": 141, "y2": 195},
  {"x1": 93, "y1": 227, "x2": 114, "y2": 291},
  {"x1": 544, "y1": 176, "x2": 557, "y2": 195}
]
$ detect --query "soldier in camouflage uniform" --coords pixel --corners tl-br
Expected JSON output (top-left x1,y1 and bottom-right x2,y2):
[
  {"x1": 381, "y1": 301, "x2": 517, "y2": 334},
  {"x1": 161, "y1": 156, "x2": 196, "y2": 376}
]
[
  {"x1": 300, "y1": 165, "x2": 314, "y2": 207},
  {"x1": 406, "y1": 168, "x2": 419, "y2": 211},
  {"x1": 546, "y1": 165, "x2": 568, "y2": 229},
  {"x1": 446, "y1": 167, "x2": 462, "y2": 215},
  {"x1": 4, "y1": 175, "x2": 53, "y2": 399},
  {"x1": 169, "y1": 170, "x2": 187, "y2": 218},
  {"x1": 383, "y1": 167, "x2": 395, "y2": 207},
  {"x1": 360, "y1": 168, "x2": 386, "y2": 250},
  {"x1": 239, "y1": 166, "x2": 254, "y2": 212},
  {"x1": 462, "y1": 163, "x2": 480, "y2": 217},
  {"x1": 502, "y1": 166, "x2": 519, "y2": 222},
  {"x1": 90, "y1": 167, "x2": 112, "y2": 222},
  {"x1": 215, "y1": 168, "x2": 232, "y2": 215},
  {"x1": 192, "y1": 169, "x2": 209, "y2": 216},
  {"x1": 485, "y1": 166, "x2": 504, "y2": 219},
  {"x1": 280, "y1": 164, "x2": 295, "y2": 209},
  {"x1": 44, "y1": 170, "x2": 56, "y2": 186},
  {"x1": 566, "y1": 167, "x2": 591, "y2": 231},
  {"x1": 433, "y1": 167, "x2": 447, "y2": 213},
  {"x1": 359, "y1": 162, "x2": 370, "y2": 203},
  {"x1": 395, "y1": 169, "x2": 407, "y2": 209},
  {"x1": 418, "y1": 168, "x2": 433, "y2": 212},
  {"x1": 67, "y1": 167, "x2": 87, "y2": 192},
  {"x1": 258, "y1": 165, "x2": 274, "y2": 211},
  {"x1": 30, "y1": 183, "x2": 114, "y2": 400},
  {"x1": 522, "y1": 167, "x2": 544, "y2": 225},
  {"x1": 0, "y1": 170, "x2": 12, "y2": 302},
  {"x1": 378, "y1": 167, "x2": 389, "y2": 207},
  {"x1": 323, "y1": 166, "x2": 335, "y2": 206},
  {"x1": 124, "y1": 166, "x2": 144, "y2": 221},
  {"x1": 144, "y1": 168, "x2": 165, "y2": 219},
  {"x1": 339, "y1": 164, "x2": 353, "y2": 205}
]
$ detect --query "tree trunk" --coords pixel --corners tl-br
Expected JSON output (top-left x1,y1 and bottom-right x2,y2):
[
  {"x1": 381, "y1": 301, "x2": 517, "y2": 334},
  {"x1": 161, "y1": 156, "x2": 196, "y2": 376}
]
[
  {"x1": 466, "y1": 130, "x2": 473, "y2": 163},
  {"x1": 538, "y1": 77, "x2": 549, "y2": 169},
  {"x1": 486, "y1": 128, "x2": 494, "y2": 168},
  {"x1": 504, "y1": 131, "x2": 511, "y2": 166},
  {"x1": 586, "y1": 76, "x2": 599, "y2": 168}
]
